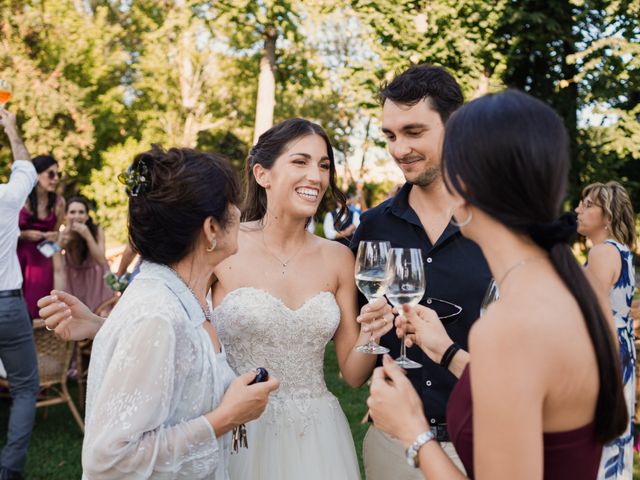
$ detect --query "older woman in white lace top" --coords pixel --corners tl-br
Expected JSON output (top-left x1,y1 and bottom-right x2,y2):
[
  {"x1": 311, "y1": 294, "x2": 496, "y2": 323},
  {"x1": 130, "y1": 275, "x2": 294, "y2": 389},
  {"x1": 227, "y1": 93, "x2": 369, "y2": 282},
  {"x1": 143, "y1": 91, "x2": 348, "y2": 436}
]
[{"x1": 40, "y1": 147, "x2": 278, "y2": 479}]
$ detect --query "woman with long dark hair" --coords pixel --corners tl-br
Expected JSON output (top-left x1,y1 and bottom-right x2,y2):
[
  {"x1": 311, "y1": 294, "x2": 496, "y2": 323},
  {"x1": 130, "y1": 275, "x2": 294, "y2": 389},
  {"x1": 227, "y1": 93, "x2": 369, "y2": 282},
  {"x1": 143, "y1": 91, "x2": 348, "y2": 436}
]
[
  {"x1": 367, "y1": 90, "x2": 627, "y2": 479},
  {"x1": 576, "y1": 181, "x2": 637, "y2": 479},
  {"x1": 210, "y1": 118, "x2": 391, "y2": 479},
  {"x1": 58, "y1": 197, "x2": 112, "y2": 313},
  {"x1": 17, "y1": 154, "x2": 65, "y2": 318}
]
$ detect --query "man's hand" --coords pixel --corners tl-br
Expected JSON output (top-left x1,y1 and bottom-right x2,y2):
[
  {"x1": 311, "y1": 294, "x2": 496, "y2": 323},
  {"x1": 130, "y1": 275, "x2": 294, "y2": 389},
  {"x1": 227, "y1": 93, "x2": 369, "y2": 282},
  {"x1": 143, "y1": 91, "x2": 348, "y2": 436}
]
[
  {"x1": 0, "y1": 108, "x2": 30, "y2": 161},
  {"x1": 0, "y1": 108, "x2": 17, "y2": 134}
]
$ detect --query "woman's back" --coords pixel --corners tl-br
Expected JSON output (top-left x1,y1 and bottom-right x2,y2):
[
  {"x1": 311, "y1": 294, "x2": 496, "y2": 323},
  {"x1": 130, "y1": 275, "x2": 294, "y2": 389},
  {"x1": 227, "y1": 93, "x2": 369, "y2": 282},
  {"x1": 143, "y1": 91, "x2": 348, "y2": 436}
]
[{"x1": 449, "y1": 260, "x2": 605, "y2": 479}]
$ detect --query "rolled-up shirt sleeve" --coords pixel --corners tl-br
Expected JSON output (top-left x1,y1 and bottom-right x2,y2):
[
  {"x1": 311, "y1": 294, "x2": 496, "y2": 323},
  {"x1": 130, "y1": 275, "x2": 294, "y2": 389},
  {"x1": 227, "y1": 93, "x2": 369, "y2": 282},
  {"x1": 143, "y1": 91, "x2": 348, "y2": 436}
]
[
  {"x1": 82, "y1": 317, "x2": 220, "y2": 479},
  {"x1": 0, "y1": 161, "x2": 37, "y2": 208}
]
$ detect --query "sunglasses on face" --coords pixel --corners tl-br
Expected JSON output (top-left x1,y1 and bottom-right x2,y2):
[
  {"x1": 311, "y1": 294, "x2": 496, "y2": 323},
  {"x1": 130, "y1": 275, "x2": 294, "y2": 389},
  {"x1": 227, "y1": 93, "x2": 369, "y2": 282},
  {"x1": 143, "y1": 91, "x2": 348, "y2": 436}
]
[{"x1": 46, "y1": 170, "x2": 61, "y2": 180}]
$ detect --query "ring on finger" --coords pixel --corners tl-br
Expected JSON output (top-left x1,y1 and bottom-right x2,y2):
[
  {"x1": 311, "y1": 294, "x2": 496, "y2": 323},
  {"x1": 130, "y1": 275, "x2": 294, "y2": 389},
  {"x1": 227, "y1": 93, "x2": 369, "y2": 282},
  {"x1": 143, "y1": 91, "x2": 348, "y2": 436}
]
[{"x1": 45, "y1": 325, "x2": 53, "y2": 331}]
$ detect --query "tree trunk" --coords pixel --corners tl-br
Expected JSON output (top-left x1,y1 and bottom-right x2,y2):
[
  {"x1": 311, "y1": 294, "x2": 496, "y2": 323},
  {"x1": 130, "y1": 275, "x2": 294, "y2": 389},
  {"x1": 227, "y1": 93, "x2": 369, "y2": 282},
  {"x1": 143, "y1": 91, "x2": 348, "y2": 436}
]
[{"x1": 253, "y1": 25, "x2": 277, "y2": 144}]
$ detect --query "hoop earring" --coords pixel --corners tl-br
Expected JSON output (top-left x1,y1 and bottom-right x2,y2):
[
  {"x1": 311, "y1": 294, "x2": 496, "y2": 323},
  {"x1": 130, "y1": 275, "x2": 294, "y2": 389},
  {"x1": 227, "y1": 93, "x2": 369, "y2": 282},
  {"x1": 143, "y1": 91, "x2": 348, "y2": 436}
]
[
  {"x1": 206, "y1": 239, "x2": 217, "y2": 252},
  {"x1": 451, "y1": 208, "x2": 473, "y2": 228}
]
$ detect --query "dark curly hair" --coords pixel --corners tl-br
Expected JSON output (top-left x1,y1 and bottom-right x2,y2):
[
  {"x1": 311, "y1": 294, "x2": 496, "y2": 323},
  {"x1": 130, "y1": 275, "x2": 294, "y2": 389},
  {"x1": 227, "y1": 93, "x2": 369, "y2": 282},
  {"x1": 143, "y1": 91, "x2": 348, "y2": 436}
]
[
  {"x1": 379, "y1": 64, "x2": 464, "y2": 122},
  {"x1": 127, "y1": 146, "x2": 241, "y2": 265}
]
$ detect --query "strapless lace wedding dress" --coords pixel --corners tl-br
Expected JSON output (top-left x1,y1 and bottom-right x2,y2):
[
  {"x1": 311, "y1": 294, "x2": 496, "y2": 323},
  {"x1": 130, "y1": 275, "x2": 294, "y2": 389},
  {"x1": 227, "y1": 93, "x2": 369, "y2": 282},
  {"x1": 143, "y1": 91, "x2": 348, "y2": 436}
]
[{"x1": 214, "y1": 287, "x2": 361, "y2": 480}]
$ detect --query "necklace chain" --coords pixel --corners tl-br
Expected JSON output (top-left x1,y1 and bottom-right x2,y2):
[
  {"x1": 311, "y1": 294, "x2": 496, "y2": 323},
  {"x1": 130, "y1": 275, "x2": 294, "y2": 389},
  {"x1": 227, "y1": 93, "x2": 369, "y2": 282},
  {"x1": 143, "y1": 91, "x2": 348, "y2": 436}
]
[
  {"x1": 497, "y1": 256, "x2": 546, "y2": 287},
  {"x1": 261, "y1": 230, "x2": 306, "y2": 271},
  {"x1": 169, "y1": 267, "x2": 212, "y2": 321}
]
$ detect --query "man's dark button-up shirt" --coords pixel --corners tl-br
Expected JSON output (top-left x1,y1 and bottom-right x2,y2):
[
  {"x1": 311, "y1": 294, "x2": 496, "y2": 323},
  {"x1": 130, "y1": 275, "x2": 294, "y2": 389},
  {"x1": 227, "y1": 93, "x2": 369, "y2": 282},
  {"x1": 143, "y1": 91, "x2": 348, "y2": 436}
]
[{"x1": 351, "y1": 183, "x2": 491, "y2": 425}]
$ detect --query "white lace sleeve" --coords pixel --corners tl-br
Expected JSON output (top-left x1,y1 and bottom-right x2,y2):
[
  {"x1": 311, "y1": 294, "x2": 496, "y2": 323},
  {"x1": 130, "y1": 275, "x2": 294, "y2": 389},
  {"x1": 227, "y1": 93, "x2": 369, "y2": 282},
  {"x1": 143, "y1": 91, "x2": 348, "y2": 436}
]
[{"x1": 82, "y1": 316, "x2": 220, "y2": 479}]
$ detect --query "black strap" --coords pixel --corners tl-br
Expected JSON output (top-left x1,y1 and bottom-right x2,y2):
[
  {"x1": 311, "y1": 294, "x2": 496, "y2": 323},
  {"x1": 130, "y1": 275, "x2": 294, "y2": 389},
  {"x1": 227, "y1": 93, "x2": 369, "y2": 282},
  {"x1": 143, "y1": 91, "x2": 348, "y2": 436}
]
[{"x1": 440, "y1": 343, "x2": 461, "y2": 369}]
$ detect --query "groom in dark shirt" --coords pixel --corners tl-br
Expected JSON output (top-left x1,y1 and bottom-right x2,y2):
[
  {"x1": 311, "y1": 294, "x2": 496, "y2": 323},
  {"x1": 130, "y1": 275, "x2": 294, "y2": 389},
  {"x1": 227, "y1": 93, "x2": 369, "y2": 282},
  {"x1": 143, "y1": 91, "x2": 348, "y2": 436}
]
[{"x1": 351, "y1": 64, "x2": 491, "y2": 479}]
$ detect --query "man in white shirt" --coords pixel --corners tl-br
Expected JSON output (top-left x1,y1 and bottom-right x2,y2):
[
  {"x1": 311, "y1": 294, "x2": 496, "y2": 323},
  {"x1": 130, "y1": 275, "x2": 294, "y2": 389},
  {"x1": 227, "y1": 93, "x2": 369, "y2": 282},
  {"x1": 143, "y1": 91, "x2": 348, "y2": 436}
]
[
  {"x1": 0, "y1": 108, "x2": 39, "y2": 480},
  {"x1": 323, "y1": 193, "x2": 361, "y2": 247}
]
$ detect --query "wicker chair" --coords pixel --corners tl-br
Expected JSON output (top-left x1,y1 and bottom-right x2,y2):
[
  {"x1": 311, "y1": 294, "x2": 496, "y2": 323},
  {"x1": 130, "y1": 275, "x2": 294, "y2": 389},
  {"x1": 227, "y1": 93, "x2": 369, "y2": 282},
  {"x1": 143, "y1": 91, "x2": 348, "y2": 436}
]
[
  {"x1": 0, "y1": 319, "x2": 84, "y2": 432},
  {"x1": 76, "y1": 294, "x2": 120, "y2": 407}
]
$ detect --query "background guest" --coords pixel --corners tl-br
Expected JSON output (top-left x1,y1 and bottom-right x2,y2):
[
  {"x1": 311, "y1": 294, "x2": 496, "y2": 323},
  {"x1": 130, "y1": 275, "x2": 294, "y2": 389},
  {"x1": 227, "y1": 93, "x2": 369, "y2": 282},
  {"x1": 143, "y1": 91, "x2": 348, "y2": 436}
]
[
  {"x1": 576, "y1": 181, "x2": 637, "y2": 479},
  {"x1": 17, "y1": 154, "x2": 65, "y2": 318},
  {"x1": 0, "y1": 108, "x2": 39, "y2": 480},
  {"x1": 323, "y1": 193, "x2": 360, "y2": 246},
  {"x1": 58, "y1": 197, "x2": 112, "y2": 313}
]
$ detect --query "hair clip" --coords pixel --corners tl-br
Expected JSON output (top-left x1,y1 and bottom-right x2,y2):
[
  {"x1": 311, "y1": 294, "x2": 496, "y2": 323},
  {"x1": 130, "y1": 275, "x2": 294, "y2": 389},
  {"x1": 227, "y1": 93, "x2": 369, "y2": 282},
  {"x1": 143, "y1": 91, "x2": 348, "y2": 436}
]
[{"x1": 117, "y1": 161, "x2": 150, "y2": 197}]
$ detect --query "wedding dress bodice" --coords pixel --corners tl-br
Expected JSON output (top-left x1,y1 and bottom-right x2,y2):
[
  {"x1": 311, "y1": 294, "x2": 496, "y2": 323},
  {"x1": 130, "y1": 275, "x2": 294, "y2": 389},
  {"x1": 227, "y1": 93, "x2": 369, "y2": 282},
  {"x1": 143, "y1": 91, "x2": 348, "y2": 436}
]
[{"x1": 214, "y1": 287, "x2": 340, "y2": 427}]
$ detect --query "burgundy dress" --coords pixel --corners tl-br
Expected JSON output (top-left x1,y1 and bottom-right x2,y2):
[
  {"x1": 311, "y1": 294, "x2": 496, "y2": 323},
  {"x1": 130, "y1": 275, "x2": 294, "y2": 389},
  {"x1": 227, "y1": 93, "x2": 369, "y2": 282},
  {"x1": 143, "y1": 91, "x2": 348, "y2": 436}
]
[
  {"x1": 17, "y1": 208, "x2": 57, "y2": 318},
  {"x1": 447, "y1": 366, "x2": 602, "y2": 479}
]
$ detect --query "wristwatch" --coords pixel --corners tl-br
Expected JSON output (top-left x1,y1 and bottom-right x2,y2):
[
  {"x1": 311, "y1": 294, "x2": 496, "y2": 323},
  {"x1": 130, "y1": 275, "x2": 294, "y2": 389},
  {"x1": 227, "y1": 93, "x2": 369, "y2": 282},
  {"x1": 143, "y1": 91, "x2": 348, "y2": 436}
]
[{"x1": 406, "y1": 430, "x2": 435, "y2": 468}]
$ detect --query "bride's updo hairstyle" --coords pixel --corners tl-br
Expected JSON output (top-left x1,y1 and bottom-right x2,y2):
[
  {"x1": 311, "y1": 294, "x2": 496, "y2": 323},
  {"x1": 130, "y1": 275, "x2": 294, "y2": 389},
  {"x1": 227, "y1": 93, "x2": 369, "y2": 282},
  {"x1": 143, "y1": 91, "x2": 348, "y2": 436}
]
[
  {"x1": 442, "y1": 90, "x2": 627, "y2": 442},
  {"x1": 243, "y1": 118, "x2": 346, "y2": 224},
  {"x1": 126, "y1": 145, "x2": 240, "y2": 265}
]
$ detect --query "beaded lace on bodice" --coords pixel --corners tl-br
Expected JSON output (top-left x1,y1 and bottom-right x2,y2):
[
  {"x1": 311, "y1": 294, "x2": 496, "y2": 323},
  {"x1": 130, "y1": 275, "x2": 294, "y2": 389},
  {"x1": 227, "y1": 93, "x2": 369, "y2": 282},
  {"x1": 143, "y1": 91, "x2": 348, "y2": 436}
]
[
  {"x1": 214, "y1": 287, "x2": 341, "y2": 431},
  {"x1": 215, "y1": 287, "x2": 339, "y2": 398}
]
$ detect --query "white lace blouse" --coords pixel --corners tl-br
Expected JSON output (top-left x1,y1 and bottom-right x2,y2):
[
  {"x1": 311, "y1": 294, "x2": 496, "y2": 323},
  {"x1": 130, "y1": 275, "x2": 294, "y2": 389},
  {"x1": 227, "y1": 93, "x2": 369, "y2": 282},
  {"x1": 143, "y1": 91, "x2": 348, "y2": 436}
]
[{"x1": 82, "y1": 262, "x2": 236, "y2": 479}]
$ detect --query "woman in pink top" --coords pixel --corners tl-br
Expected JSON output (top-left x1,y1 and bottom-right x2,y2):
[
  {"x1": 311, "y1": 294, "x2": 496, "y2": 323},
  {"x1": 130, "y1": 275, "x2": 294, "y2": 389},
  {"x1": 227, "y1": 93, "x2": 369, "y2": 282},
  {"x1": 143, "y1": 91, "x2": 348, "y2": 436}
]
[
  {"x1": 367, "y1": 90, "x2": 627, "y2": 480},
  {"x1": 58, "y1": 197, "x2": 113, "y2": 313}
]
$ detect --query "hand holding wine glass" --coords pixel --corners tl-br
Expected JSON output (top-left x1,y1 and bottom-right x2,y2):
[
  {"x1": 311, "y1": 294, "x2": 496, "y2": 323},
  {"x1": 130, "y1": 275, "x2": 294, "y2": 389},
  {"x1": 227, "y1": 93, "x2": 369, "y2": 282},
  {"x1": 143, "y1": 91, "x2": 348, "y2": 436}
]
[
  {"x1": 386, "y1": 248, "x2": 425, "y2": 369},
  {"x1": 354, "y1": 241, "x2": 391, "y2": 354},
  {"x1": 394, "y1": 304, "x2": 453, "y2": 363}
]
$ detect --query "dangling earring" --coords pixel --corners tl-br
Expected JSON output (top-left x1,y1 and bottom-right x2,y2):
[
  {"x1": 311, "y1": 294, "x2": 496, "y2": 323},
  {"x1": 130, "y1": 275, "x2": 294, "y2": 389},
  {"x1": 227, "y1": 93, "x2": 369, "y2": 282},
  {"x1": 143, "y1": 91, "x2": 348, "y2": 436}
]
[
  {"x1": 206, "y1": 238, "x2": 217, "y2": 252},
  {"x1": 451, "y1": 207, "x2": 473, "y2": 228}
]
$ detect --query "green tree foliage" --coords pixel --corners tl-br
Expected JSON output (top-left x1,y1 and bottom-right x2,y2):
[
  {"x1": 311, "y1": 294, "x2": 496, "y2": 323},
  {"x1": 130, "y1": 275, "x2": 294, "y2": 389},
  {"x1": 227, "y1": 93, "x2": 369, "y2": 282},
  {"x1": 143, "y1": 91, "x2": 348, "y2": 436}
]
[
  {"x1": 1, "y1": 0, "x2": 636, "y2": 244},
  {"x1": 569, "y1": 0, "x2": 640, "y2": 209}
]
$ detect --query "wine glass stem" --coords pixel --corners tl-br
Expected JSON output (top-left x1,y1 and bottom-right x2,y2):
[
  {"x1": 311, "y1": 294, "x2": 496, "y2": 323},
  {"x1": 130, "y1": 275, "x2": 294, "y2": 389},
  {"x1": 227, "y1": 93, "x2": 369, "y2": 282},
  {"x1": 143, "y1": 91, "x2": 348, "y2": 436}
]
[
  {"x1": 365, "y1": 296, "x2": 380, "y2": 346},
  {"x1": 400, "y1": 332, "x2": 407, "y2": 358}
]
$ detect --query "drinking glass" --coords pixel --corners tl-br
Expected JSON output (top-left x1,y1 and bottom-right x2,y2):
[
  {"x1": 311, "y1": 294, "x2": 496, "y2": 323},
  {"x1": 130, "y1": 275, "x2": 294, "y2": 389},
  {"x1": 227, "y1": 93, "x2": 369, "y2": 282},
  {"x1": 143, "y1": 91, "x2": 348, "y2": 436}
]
[
  {"x1": 354, "y1": 241, "x2": 391, "y2": 354},
  {"x1": 386, "y1": 248, "x2": 425, "y2": 369},
  {"x1": 0, "y1": 80, "x2": 12, "y2": 108},
  {"x1": 479, "y1": 279, "x2": 499, "y2": 317}
]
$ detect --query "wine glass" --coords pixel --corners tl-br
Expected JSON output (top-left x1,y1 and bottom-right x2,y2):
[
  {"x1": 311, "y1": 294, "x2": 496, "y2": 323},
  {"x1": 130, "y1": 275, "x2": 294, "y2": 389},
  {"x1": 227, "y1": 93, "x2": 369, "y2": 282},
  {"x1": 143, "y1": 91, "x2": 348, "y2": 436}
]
[
  {"x1": 479, "y1": 279, "x2": 499, "y2": 317},
  {"x1": 386, "y1": 248, "x2": 425, "y2": 369},
  {"x1": 354, "y1": 241, "x2": 391, "y2": 354},
  {"x1": 0, "y1": 80, "x2": 12, "y2": 108}
]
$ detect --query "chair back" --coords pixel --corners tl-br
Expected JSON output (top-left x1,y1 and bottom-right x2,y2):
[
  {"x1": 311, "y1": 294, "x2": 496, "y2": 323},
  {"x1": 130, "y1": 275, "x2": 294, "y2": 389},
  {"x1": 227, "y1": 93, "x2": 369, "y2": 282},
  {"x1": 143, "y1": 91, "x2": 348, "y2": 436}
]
[{"x1": 32, "y1": 319, "x2": 74, "y2": 389}]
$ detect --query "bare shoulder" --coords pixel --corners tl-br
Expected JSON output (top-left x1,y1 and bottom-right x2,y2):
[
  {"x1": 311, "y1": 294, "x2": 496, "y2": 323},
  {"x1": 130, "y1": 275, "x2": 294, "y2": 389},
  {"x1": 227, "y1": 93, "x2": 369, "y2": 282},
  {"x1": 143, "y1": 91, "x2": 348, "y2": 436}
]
[
  {"x1": 587, "y1": 242, "x2": 619, "y2": 265},
  {"x1": 315, "y1": 234, "x2": 354, "y2": 262}
]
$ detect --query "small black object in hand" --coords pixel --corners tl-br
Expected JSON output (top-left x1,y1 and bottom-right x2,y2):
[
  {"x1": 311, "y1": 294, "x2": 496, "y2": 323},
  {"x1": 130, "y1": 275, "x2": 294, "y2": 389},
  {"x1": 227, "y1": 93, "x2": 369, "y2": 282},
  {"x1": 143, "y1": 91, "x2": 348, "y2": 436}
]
[{"x1": 249, "y1": 367, "x2": 269, "y2": 385}]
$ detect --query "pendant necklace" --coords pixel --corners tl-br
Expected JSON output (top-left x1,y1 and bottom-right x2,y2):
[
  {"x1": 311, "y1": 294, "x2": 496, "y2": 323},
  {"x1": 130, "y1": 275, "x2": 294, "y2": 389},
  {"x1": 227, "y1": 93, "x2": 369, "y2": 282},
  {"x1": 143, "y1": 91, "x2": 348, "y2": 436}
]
[{"x1": 262, "y1": 230, "x2": 306, "y2": 276}]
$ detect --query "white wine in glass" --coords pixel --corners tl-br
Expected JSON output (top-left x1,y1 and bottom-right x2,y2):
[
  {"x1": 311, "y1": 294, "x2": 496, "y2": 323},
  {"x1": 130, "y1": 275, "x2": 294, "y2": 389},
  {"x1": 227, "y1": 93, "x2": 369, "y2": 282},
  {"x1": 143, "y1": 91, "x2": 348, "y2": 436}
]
[
  {"x1": 386, "y1": 248, "x2": 425, "y2": 369},
  {"x1": 354, "y1": 240, "x2": 391, "y2": 355},
  {"x1": 0, "y1": 80, "x2": 12, "y2": 108}
]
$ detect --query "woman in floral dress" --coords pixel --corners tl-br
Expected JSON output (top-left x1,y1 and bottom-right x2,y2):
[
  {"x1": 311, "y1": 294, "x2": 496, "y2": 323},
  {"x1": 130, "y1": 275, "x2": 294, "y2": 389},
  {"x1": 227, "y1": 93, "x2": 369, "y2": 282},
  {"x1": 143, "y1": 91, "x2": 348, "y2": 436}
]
[{"x1": 576, "y1": 181, "x2": 637, "y2": 479}]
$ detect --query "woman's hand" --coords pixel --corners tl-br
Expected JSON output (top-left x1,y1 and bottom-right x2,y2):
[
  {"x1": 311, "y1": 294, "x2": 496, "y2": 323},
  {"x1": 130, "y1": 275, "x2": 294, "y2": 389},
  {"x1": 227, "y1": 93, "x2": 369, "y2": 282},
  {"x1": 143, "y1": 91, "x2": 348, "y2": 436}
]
[
  {"x1": 71, "y1": 222, "x2": 91, "y2": 239},
  {"x1": 37, "y1": 290, "x2": 104, "y2": 340},
  {"x1": 44, "y1": 231, "x2": 59, "y2": 242},
  {"x1": 395, "y1": 304, "x2": 453, "y2": 364},
  {"x1": 357, "y1": 297, "x2": 395, "y2": 340},
  {"x1": 22, "y1": 230, "x2": 45, "y2": 242},
  {"x1": 208, "y1": 370, "x2": 280, "y2": 435},
  {"x1": 367, "y1": 354, "x2": 429, "y2": 447}
]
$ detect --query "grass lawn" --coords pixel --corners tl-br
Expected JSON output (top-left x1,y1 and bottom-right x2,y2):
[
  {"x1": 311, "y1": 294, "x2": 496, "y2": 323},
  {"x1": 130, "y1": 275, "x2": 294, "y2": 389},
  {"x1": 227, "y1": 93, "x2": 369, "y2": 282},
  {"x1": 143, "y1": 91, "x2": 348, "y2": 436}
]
[
  {"x1": 0, "y1": 343, "x2": 369, "y2": 479},
  {"x1": 2, "y1": 343, "x2": 637, "y2": 479}
]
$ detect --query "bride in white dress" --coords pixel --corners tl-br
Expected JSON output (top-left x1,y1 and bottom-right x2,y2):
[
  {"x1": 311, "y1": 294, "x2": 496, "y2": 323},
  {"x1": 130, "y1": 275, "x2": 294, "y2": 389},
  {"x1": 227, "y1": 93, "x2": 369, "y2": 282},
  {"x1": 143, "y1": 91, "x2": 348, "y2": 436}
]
[{"x1": 212, "y1": 119, "x2": 393, "y2": 480}]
